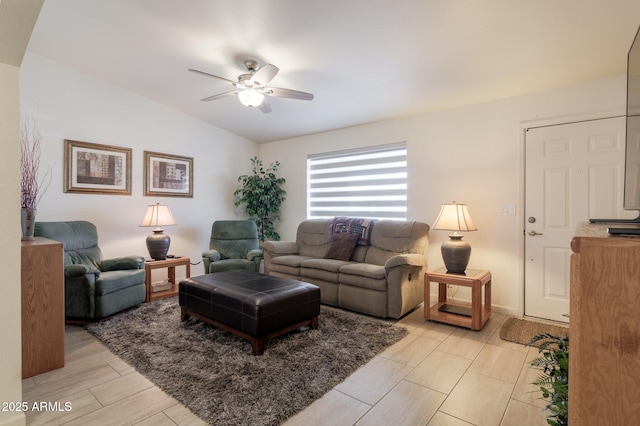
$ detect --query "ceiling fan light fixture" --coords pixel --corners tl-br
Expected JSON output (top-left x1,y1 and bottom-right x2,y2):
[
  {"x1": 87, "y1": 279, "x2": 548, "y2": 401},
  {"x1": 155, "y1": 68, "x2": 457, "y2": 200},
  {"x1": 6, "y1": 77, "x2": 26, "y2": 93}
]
[
  {"x1": 190, "y1": 61, "x2": 313, "y2": 113},
  {"x1": 238, "y1": 89, "x2": 264, "y2": 107}
]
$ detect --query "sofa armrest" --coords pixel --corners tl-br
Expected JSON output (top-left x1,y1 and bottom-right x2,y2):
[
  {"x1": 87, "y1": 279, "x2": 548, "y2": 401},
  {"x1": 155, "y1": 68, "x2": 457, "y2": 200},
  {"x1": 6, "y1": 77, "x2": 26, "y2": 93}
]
[
  {"x1": 260, "y1": 241, "x2": 299, "y2": 275},
  {"x1": 384, "y1": 253, "x2": 426, "y2": 269},
  {"x1": 260, "y1": 241, "x2": 299, "y2": 255},
  {"x1": 100, "y1": 255, "x2": 145, "y2": 271},
  {"x1": 384, "y1": 255, "x2": 427, "y2": 319}
]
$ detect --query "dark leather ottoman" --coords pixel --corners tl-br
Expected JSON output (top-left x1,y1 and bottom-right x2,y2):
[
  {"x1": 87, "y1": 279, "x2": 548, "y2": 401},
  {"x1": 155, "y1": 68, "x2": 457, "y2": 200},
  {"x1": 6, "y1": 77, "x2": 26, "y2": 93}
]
[{"x1": 178, "y1": 270, "x2": 320, "y2": 355}]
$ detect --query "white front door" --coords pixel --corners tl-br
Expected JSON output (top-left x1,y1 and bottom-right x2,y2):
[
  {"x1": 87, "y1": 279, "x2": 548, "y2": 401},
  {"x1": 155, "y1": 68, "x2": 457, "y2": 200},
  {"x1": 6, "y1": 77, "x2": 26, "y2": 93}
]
[{"x1": 524, "y1": 117, "x2": 634, "y2": 322}]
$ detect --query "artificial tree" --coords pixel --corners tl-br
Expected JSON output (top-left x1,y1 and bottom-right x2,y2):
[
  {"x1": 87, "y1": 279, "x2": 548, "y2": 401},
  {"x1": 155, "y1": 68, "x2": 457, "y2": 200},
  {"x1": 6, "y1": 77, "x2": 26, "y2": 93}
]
[{"x1": 234, "y1": 157, "x2": 286, "y2": 241}]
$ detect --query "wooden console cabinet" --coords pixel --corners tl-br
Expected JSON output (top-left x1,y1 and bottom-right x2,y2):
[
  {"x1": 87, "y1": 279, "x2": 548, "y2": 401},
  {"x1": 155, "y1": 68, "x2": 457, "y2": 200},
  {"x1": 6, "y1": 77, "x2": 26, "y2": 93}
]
[
  {"x1": 570, "y1": 234, "x2": 640, "y2": 424},
  {"x1": 21, "y1": 237, "x2": 65, "y2": 378}
]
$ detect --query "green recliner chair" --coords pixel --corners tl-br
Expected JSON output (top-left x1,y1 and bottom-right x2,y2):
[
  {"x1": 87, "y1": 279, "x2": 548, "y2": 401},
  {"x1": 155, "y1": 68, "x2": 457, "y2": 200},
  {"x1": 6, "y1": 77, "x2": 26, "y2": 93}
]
[
  {"x1": 202, "y1": 220, "x2": 263, "y2": 274},
  {"x1": 34, "y1": 221, "x2": 146, "y2": 319}
]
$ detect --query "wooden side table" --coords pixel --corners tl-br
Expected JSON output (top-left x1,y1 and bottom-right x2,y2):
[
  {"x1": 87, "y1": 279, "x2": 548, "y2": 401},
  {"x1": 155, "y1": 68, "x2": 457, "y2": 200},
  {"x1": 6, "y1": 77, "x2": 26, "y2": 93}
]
[
  {"x1": 424, "y1": 267, "x2": 491, "y2": 330},
  {"x1": 145, "y1": 257, "x2": 190, "y2": 302}
]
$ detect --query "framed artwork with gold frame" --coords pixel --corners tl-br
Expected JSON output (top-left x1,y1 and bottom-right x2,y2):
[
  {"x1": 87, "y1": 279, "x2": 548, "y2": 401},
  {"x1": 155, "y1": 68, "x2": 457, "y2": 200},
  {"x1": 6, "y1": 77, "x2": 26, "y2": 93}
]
[
  {"x1": 64, "y1": 139, "x2": 132, "y2": 195},
  {"x1": 143, "y1": 151, "x2": 193, "y2": 197}
]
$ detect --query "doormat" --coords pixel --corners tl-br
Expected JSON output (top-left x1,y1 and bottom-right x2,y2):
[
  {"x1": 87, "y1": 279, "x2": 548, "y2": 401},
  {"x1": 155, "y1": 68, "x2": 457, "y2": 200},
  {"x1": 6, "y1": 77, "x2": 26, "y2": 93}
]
[{"x1": 500, "y1": 317, "x2": 568, "y2": 347}]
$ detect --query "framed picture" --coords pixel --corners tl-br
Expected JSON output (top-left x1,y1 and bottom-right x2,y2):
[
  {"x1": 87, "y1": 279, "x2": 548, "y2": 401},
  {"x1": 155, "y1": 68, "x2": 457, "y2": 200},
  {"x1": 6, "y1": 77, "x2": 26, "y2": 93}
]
[
  {"x1": 64, "y1": 139, "x2": 132, "y2": 195},
  {"x1": 143, "y1": 151, "x2": 193, "y2": 197}
]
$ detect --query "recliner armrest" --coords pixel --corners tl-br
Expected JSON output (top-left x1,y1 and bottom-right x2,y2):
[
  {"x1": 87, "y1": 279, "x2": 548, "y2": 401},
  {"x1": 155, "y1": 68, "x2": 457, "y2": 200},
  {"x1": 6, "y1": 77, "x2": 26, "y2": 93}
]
[
  {"x1": 247, "y1": 248, "x2": 263, "y2": 261},
  {"x1": 202, "y1": 249, "x2": 221, "y2": 262},
  {"x1": 65, "y1": 264, "x2": 96, "y2": 278},
  {"x1": 100, "y1": 255, "x2": 145, "y2": 271},
  {"x1": 384, "y1": 253, "x2": 426, "y2": 269},
  {"x1": 202, "y1": 249, "x2": 221, "y2": 273},
  {"x1": 260, "y1": 241, "x2": 299, "y2": 255}
]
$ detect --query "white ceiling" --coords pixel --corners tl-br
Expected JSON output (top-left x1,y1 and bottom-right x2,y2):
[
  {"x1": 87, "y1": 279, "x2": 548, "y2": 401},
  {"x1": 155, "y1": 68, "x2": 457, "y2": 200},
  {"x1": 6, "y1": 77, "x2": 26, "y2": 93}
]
[{"x1": 26, "y1": 0, "x2": 640, "y2": 143}]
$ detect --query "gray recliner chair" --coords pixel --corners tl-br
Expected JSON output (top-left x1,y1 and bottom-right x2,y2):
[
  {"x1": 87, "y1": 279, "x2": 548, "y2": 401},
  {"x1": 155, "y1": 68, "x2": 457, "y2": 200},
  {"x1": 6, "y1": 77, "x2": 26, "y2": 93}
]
[
  {"x1": 34, "y1": 221, "x2": 146, "y2": 319},
  {"x1": 202, "y1": 220, "x2": 263, "y2": 274}
]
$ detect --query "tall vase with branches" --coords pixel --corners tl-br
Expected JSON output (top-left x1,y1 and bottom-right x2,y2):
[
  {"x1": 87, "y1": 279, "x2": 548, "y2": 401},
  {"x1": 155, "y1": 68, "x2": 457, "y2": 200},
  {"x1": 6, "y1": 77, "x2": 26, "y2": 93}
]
[
  {"x1": 234, "y1": 157, "x2": 286, "y2": 242},
  {"x1": 20, "y1": 115, "x2": 52, "y2": 240}
]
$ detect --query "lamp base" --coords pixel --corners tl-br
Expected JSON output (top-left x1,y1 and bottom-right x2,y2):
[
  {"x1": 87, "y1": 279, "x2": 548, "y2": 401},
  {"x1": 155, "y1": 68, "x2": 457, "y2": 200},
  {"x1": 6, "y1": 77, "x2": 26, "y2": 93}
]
[
  {"x1": 441, "y1": 233, "x2": 471, "y2": 274},
  {"x1": 146, "y1": 229, "x2": 171, "y2": 260}
]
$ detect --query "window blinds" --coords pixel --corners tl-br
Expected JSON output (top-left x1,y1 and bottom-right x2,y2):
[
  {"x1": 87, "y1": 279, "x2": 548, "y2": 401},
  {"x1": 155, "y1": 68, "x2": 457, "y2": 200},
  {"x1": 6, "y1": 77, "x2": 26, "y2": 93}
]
[{"x1": 307, "y1": 143, "x2": 407, "y2": 220}]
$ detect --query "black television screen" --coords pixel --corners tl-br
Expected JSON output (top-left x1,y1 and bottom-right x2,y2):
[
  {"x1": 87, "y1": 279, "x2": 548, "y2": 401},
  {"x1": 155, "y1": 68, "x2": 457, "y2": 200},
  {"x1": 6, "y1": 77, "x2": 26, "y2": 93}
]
[{"x1": 623, "y1": 25, "x2": 640, "y2": 211}]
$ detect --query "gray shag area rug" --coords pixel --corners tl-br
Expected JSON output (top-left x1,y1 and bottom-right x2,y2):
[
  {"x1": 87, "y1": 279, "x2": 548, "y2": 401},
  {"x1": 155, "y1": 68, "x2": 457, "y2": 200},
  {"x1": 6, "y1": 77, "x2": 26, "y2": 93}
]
[{"x1": 86, "y1": 297, "x2": 408, "y2": 426}]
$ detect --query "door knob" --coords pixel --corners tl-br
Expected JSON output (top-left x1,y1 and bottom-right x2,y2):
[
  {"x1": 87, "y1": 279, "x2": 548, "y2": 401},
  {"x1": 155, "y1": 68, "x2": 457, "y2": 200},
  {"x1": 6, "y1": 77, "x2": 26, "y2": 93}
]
[{"x1": 528, "y1": 230, "x2": 543, "y2": 236}]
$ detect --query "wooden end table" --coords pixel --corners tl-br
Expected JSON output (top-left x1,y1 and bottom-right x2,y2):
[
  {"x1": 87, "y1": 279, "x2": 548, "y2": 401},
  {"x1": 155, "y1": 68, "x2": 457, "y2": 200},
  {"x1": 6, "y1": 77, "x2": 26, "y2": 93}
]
[
  {"x1": 424, "y1": 267, "x2": 491, "y2": 330},
  {"x1": 145, "y1": 257, "x2": 190, "y2": 302}
]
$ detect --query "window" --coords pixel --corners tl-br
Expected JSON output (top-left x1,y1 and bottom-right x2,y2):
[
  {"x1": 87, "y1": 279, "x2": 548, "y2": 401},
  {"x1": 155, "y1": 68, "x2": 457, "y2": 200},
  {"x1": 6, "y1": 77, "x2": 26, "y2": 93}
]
[{"x1": 307, "y1": 143, "x2": 407, "y2": 220}]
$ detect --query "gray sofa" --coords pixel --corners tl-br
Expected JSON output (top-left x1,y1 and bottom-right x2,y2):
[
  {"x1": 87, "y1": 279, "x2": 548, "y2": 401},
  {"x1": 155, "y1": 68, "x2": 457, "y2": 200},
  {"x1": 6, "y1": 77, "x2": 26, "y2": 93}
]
[{"x1": 261, "y1": 218, "x2": 429, "y2": 319}]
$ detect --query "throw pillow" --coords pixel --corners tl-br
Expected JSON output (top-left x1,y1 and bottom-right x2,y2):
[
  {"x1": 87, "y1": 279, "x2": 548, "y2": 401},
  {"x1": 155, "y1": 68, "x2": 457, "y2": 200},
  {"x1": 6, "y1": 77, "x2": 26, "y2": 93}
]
[
  {"x1": 329, "y1": 216, "x2": 375, "y2": 246},
  {"x1": 324, "y1": 232, "x2": 359, "y2": 261}
]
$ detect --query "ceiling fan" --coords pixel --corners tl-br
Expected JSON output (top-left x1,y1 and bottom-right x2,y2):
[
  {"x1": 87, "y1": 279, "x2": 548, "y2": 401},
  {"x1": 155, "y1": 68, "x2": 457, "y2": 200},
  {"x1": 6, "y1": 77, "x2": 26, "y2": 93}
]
[{"x1": 188, "y1": 59, "x2": 314, "y2": 113}]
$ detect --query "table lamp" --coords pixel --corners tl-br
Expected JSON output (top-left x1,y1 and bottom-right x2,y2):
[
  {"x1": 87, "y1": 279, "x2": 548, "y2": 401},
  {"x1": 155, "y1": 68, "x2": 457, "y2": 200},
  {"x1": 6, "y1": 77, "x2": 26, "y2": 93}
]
[
  {"x1": 432, "y1": 202, "x2": 477, "y2": 274},
  {"x1": 139, "y1": 203, "x2": 176, "y2": 260}
]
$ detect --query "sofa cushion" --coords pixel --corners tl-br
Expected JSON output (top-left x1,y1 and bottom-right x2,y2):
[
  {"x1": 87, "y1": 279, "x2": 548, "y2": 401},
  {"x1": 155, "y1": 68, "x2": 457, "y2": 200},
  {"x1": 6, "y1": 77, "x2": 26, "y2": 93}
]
[
  {"x1": 296, "y1": 219, "x2": 332, "y2": 258},
  {"x1": 370, "y1": 220, "x2": 429, "y2": 253},
  {"x1": 364, "y1": 246, "x2": 400, "y2": 266},
  {"x1": 324, "y1": 232, "x2": 359, "y2": 261},
  {"x1": 339, "y1": 262, "x2": 386, "y2": 280},
  {"x1": 96, "y1": 269, "x2": 146, "y2": 296},
  {"x1": 208, "y1": 259, "x2": 256, "y2": 273},
  {"x1": 271, "y1": 255, "x2": 315, "y2": 268},
  {"x1": 301, "y1": 267, "x2": 340, "y2": 283},
  {"x1": 302, "y1": 258, "x2": 352, "y2": 273},
  {"x1": 339, "y1": 273, "x2": 387, "y2": 292},
  {"x1": 270, "y1": 255, "x2": 315, "y2": 276}
]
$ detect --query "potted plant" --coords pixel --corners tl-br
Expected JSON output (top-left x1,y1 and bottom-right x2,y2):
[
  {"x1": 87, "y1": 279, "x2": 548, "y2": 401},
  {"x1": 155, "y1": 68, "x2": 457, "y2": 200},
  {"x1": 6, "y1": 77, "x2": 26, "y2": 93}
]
[
  {"x1": 20, "y1": 115, "x2": 51, "y2": 240},
  {"x1": 234, "y1": 157, "x2": 286, "y2": 241},
  {"x1": 528, "y1": 332, "x2": 569, "y2": 426}
]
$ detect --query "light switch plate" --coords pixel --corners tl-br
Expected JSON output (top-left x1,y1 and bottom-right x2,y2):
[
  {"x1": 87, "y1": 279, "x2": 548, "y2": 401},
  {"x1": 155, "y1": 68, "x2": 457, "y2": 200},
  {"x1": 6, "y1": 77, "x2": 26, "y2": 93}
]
[{"x1": 498, "y1": 205, "x2": 516, "y2": 216}]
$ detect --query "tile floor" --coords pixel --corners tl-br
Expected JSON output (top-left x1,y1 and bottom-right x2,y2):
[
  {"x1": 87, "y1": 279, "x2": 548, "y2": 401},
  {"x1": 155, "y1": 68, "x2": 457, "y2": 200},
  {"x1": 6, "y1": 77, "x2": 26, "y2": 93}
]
[{"x1": 22, "y1": 307, "x2": 551, "y2": 425}]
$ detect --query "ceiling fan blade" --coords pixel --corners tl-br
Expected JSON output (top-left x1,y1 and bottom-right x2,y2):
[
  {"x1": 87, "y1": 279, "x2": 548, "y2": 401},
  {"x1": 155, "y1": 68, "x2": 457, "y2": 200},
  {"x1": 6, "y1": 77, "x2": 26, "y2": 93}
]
[
  {"x1": 188, "y1": 68, "x2": 236, "y2": 84},
  {"x1": 200, "y1": 90, "x2": 238, "y2": 102},
  {"x1": 258, "y1": 99, "x2": 272, "y2": 113},
  {"x1": 266, "y1": 87, "x2": 314, "y2": 101},
  {"x1": 251, "y1": 64, "x2": 279, "y2": 86}
]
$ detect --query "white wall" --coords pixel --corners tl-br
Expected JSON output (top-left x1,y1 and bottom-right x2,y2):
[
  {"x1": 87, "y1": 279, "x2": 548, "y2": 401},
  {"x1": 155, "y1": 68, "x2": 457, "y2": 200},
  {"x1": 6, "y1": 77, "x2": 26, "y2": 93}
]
[
  {"x1": 1, "y1": 1, "x2": 43, "y2": 424},
  {"x1": 259, "y1": 75, "x2": 627, "y2": 316},
  {"x1": 0, "y1": 61, "x2": 26, "y2": 426},
  {"x1": 20, "y1": 53, "x2": 258, "y2": 274}
]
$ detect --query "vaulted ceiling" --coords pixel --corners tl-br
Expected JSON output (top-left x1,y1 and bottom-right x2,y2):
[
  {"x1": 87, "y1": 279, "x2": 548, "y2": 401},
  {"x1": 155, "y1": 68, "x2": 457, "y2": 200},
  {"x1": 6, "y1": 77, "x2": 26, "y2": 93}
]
[{"x1": 26, "y1": 0, "x2": 640, "y2": 143}]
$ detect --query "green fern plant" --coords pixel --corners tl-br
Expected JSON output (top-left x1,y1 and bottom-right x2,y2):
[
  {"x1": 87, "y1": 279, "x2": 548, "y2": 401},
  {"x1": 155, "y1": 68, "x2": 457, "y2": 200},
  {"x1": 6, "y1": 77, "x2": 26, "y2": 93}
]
[
  {"x1": 234, "y1": 157, "x2": 286, "y2": 242},
  {"x1": 528, "y1": 332, "x2": 569, "y2": 426}
]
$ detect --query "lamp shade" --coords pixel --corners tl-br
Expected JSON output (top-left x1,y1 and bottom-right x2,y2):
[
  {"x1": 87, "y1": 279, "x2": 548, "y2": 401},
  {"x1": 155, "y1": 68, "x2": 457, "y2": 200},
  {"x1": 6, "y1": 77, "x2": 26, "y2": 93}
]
[
  {"x1": 238, "y1": 89, "x2": 264, "y2": 107},
  {"x1": 432, "y1": 203, "x2": 477, "y2": 232},
  {"x1": 139, "y1": 203, "x2": 176, "y2": 229},
  {"x1": 432, "y1": 202, "x2": 477, "y2": 274},
  {"x1": 139, "y1": 203, "x2": 176, "y2": 260}
]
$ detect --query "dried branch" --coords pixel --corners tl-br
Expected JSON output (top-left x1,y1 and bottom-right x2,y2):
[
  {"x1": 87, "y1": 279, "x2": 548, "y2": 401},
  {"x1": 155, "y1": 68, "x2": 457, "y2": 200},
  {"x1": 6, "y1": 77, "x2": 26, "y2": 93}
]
[{"x1": 20, "y1": 115, "x2": 52, "y2": 210}]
